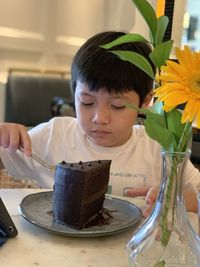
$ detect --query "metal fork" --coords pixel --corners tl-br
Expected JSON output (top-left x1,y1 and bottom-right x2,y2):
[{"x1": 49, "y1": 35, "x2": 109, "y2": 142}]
[{"x1": 18, "y1": 147, "x2": 56, "y2": 172}]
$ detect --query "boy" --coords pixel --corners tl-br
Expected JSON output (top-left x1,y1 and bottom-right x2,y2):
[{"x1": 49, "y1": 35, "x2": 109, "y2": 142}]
[{"x1": 0, "y1": 31, "x2": 199, "y2": 213}]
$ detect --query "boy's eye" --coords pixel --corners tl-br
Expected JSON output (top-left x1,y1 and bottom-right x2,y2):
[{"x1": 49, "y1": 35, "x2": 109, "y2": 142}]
[
  {"x1": 111, "y1": 105, "x2": 126, "y2": 110},
  {"x1": 81, "y1": 101, "x2": 94, "y2": 106}
]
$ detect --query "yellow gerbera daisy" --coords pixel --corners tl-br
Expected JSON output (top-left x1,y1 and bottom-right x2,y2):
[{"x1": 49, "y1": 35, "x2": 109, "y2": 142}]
[{"x1": 155, "y1": 46, "x2": 200, "y2": 128}]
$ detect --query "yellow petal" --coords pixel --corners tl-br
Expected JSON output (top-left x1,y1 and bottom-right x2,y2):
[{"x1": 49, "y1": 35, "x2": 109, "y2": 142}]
[
  {"x1": 161, "y1": 91, "x2": 188, "y2": 106},
  {"x1": 163, "y1": 104, "x2": 174, "y2": 112},
  {"x1": 181, "y1": 109, "x2": 190, "y2": 124},
  {"x1": 196, "y1": 104, "x2": 200, "y2": 128},
  {"x1": 156, "y1": 46, "x2": 200, "y2": 127},
  {"x1": 184, "y1": 99, "x2": 198, "y2": 122},
  {"x1": 175, "y1": 46, "x2": 194, "y2": 71}
]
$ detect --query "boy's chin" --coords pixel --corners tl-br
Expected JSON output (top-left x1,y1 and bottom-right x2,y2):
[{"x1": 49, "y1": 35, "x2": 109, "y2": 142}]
[
  {"x1": 87, "y1": 136, "x2": 123, "y2": 147},
  {"x1": 89, "y1": 137, "x2": 112, "y2": 147}
]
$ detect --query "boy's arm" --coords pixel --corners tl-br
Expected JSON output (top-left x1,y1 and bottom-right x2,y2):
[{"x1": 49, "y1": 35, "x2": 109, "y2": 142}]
[
  {"x1": 146, "y1": 187, "x2": 198, "y2": 213},
  {"x1": 124, "y1": 187, "x2": 157, "y2": 218},
  {"x1": 184, "y1": 190, "x2": 198, "y2": 213},
  {"x1": 125, "y1": 186, "x2": 198, "y2": 216}
]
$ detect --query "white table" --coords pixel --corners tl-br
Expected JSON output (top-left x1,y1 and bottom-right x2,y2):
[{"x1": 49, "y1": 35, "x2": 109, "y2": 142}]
[
  {"x1": 0, "y1": 189, "x2": 146, "y2": 267},
  {"x1": 0, "y1": 189, "x2": 198, "y2": 267}
]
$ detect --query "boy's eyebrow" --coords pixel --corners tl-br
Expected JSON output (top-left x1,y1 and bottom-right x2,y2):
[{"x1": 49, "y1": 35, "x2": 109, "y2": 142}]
[
  {"x1": 109, "y1": 95, "x2": 130, "y2": 100},
  {"x1": 110, "y1": 95, "x2": 125, "y2": 98},
  {"x1": 79, "y1": 92, "x2": 94, "y2": 96},
  {"x1": 79, "y1": 91, "x2": 128, "y2": 100}
]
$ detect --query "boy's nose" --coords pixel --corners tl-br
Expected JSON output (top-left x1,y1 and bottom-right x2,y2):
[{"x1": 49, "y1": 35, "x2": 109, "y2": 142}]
[{"x1": 92, "y1": 108, "x2": 110, "y2": 124}]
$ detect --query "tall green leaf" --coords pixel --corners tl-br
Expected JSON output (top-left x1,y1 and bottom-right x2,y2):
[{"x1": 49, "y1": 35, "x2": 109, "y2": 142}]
[
  {"x1": 177, "y1": 122, "x2": 192, "y2": 152},
  {"x1": 149, "y1": 40, "x2": 174, "y2": 69},
  {"x1": 144, "y1": 112, "x2": 173, "y2": 150},
  {"x1": 125, "y1": 103, "x2": 175, "y2": 150},
  {"x1": 131, "y1": 0, "x2": 157, "y2": 44},
  {"x1": 166, "y1": 110, "x2": 192, "y2": 151},
  {"x1": 166, "y1": 109, "x2": 185, "y2": 145},
  {"x1": 100, "y1": 34, "x2": 148, "y2": 49},
  {"x1": 154, "y1": 16, "x2": 169, "y2": 45},
  {"x1": 111, "y1": 50, "x2": 155, "y2": 79}
]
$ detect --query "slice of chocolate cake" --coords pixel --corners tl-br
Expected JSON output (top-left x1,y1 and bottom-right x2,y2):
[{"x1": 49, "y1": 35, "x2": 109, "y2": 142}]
[{"x1": 53, "y1": 160, "x2": 111, "y2": 229}]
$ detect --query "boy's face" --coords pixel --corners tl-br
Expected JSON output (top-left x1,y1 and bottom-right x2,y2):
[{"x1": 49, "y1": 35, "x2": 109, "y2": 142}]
[{"x1": 75, "y1": 81, "x2": 151, "y2": 147}]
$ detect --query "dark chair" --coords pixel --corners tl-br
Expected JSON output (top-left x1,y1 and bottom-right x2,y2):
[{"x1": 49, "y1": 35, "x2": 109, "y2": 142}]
[
  {"x1": 5, "y1": 71, "x2": 74, "y2": 127},
  {"x1": 191, "y1": 131, "x2": 200, "y2": 168},
  {"x1": 51, "y1": 96, "x2": 75, "y2": 117}
]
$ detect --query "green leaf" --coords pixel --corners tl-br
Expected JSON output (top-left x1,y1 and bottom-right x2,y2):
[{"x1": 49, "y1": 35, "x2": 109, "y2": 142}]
[
  {"x1": 131, "y1": 0, "x2": 157, "y2": 44},
  {"x1": 110, "y1": 50, "x2": 155, "y2": 79},
  {"x1": 125, "y1": 102, "x2": 159, "y2": 117},
  {"x1": 166, "y1": 109, "x2": 184, "y2": 148},
  {"x1": 144, "y1": 113, "x2": 173, "y2": 150},
  {"x1": 154, "y1": 16, "x2": 169, "y2": 45},
  {"x1": 177, "y1": 122, "x2": 192, "y2": 152},
  {"x1": 165, "y1": 109, "x2": 192, "y2": 152},
  {"x1": 125, "y1": 103, "x2": 173, "y2": 150},
  {"x1": 149, "y1": 40, "x2": 174, "y2": 68},
  {"x1": 100, "y1": 34, "x2": 148, "y2": 49}
]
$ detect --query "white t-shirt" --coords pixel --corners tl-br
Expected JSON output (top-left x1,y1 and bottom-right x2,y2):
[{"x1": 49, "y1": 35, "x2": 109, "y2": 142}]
[{"x1": 0, "y1": 117, "x2": 200, "y2": 196}]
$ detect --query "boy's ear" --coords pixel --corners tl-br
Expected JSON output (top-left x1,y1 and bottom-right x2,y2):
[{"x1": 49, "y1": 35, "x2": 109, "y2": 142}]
[{"x1": 141, "y1": 91, "x2": 154, "y2": 108}]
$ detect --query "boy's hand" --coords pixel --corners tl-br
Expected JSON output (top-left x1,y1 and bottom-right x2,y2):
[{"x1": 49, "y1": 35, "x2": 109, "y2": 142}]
[
  {"x1": 143, "y1": 187, "x2": 157, "y2": 218},
  {"x1": 0, "y1": 123, "x2": 32, "y2": 156},
  {"x1": 124, "y1": 186, "x2": 158, "y2": 218}
]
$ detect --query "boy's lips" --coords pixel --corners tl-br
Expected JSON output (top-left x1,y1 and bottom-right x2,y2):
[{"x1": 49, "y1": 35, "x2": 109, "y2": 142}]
[{"x1": 91, "y1": 129, "x2": 111, "y2": 137}]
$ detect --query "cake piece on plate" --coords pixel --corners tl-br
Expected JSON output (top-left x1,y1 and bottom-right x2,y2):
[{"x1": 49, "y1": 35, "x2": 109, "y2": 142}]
[{"x1": 53, "y1": 160, "x2": 111, "y2": 229}]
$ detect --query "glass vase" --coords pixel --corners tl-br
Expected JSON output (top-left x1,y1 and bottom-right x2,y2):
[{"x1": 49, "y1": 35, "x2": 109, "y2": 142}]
[{"x1": 126, "y1": 149, "x2": 200, "y2": 267}]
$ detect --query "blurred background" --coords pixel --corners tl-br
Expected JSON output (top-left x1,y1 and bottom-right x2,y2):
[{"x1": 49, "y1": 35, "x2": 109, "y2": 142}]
[{"x1": 0, "y1": 0, "x2": 199, "y2": 124}]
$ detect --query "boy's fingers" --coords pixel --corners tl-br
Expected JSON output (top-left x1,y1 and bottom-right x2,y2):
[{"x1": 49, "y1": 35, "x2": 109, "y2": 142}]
[
  {"x1": 1, "y1": 126, "x2": 18, "y2": 150},
  {"x1": 145, "y1": 187, "x2": 158, "y2": 205},
  {"x1": 124, "y1": 187, "x2": 150, "y2": 197},
  {"x1": 8, "y1": 126, "x2": 21, "y2": 152},
  {"x1": 142, "y1": 187, "x2": 158, "y2": 218},
  {"x1": 0, "y1": 123, "x2": 32, "y2": 156},
  {"x1": 19, "y1": 128, "x2": 32, "y2": 156},
  {"x1": 143, "y1": 205, "x2": 153, "y2": 218}
]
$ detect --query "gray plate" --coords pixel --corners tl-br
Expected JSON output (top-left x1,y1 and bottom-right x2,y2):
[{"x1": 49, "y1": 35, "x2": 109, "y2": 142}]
[{"x1": 19, "y1": 191, "x2": 142, "y2": 237}]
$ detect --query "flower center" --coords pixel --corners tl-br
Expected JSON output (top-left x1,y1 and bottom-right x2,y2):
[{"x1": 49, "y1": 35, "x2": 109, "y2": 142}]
[{"x1": 189, "y1": 73, "x2": 200, "y2": 94}]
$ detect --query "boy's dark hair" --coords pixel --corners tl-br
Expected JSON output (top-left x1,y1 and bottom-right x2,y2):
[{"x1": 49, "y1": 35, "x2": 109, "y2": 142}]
[{"x1": 71, "y1": 31, "x2": 156, "y2": 105}]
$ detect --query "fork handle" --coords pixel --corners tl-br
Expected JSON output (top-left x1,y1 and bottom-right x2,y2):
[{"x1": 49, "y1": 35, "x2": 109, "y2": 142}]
[{"x1": 18, "y1": 146, "x2": 49, "y2": 169}]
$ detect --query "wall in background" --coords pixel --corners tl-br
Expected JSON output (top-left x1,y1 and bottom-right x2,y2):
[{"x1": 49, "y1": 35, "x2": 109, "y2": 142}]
[
  {"x1": 0, "y1": 0, "x2": 155, "y2": 79},
  {"x1": 1, "y1": 0, "x2": 191, "y2": 122},
  {"x1": 0, "y1": 0, "x2": 157, "y2": 122},
  {"x1": 181, "y1": 0, "x2": 200, "y2": 51}
]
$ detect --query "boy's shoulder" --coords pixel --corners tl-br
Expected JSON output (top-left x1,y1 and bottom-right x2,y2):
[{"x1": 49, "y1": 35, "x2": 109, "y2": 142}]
[
  {"x1": 133, "y1": 124, "x2": 147, "y2": 137},
  {"x1": 133, "y1": 124, "x2": 161, "y2": 148},
  {"x1": 30, "y1": 116, "x2": 78, "y2": 135},
  {"x1": 50, "y1": 116, "x2": 77, "y2": 126}
]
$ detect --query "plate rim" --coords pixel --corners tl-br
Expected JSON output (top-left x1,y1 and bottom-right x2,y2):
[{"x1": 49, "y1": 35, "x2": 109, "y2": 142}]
[{"x1": 19, "y1": 191, "x2": 143, "y2": 237}]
